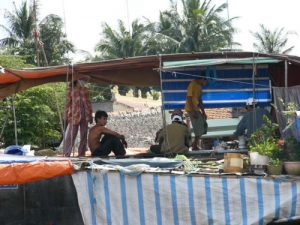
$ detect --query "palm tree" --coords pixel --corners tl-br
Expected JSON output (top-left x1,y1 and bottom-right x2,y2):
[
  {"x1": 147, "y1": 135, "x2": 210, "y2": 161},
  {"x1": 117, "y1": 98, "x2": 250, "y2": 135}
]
[
  {"x1": 0, "y1": 1, "x2": 74, "y2": 66},
  {"x1": 0, "y1": 1, "x2": 36, "y2": 59},
  {"x1": 95, "y1": 19, "x2": 155, "y2": 96},
  {"x1": 251, "y1": 24, "x2": 295, "y2": 54},
  {"x1": 95, "y1": 19, "x2": 154, "y2": 59},
  {"x1": 156, "y1": 0, "x2": 237, "y2": 53},
  {"x1": 39, "y1": 14, "x2": 74, "y2": 65}
]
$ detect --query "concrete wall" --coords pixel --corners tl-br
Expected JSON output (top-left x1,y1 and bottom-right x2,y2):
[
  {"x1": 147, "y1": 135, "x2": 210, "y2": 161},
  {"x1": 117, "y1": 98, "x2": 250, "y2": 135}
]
[{"x1": 92, "y1": 101, "x2": 133, "y2": 113}]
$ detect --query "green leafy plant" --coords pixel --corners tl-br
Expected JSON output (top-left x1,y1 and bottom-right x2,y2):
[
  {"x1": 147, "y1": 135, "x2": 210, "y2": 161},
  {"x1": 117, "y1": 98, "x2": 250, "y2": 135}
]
[
  {"x1": 284, "y1": 137, "x2": 300, "y2": 161},
  {"x1": 269, "y1": 158, "x2": 282, "y2": 166},
  {"x1": 248, "y1": 116, "x2": 283, "y2": 159},
  {"x1": 151, "y1": 90, "x2": 160, "y2": 100}
]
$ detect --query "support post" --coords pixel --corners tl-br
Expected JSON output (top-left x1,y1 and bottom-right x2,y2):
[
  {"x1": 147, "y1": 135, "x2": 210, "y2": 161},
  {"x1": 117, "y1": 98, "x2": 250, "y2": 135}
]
[
  {"x1": 284, "y1": 60, "x2": 288, "y2": 108},
  {"x1": 12, "y1": 95, "x2": 18, "y2": 145}
]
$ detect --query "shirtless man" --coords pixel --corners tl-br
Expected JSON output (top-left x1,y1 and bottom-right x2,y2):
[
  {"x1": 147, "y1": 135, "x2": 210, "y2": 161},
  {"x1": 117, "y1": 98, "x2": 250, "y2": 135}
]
[{"x1": 88, "y1": 110, "x2": 127, "y2": 157}]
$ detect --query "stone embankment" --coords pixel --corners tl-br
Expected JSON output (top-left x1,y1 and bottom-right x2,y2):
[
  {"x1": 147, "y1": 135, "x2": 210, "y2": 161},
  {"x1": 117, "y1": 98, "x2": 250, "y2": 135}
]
[{"x1": 107, "y1": 107, "x2": 162, "y2": 148}]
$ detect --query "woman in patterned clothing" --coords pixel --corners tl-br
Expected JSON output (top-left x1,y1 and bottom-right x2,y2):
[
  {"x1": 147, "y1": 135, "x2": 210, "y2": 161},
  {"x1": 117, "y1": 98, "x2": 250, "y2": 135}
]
[{"x1": 64, "y1": 79, "x2": 93, "y2": 157}]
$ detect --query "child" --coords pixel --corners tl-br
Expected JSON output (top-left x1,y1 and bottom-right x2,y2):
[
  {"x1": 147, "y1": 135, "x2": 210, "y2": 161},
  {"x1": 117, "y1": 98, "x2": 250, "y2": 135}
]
[{"x1": 88, "y1": 110, "x2": 127, "y2": 157}]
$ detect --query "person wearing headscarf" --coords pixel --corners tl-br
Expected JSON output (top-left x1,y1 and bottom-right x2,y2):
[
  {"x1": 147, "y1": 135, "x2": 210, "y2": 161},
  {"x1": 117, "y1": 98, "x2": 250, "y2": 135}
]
[{"x1": 64, "y1": 79, "x2": 93, "y2": 157}]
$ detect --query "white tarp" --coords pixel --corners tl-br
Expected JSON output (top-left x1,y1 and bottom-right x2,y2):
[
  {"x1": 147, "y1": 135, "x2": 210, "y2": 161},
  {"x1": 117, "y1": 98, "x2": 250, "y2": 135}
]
[{"x1": 73, "y1": 171, "x2": 300, "y2": 225}]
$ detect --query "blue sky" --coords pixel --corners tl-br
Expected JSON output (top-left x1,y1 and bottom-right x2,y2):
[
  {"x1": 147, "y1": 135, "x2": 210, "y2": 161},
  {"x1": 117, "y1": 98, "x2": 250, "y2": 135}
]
[{"x1": 1, "y1": 0, "x2": 300, "y2": 59}]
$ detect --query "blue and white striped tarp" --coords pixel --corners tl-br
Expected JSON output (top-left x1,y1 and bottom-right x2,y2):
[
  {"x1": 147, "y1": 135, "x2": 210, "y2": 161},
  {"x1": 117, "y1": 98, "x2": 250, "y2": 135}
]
[
  {"x1": 73, "y1": 171, "x2": 300, "y2": 225},
  {"x1": 161, "y1": 65, "x2": 272, "y2": 109}
]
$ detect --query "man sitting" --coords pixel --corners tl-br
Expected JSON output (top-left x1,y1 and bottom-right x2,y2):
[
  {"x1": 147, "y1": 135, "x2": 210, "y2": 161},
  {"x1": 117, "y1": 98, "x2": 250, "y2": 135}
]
[
  {"x1": 88, "y1": 110, "x2": 127, "y2": 157},
  {"x1": 150, "y1": 111, "x2": 191, "y2": 155},
  {"x1": 234, "y1": 98, "x2": 271, "y2": 138}
]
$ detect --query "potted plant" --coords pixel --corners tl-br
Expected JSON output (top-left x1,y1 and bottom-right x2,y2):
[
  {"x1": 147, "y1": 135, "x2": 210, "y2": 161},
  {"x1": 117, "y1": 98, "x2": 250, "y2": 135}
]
[
  {"x1": 248, "y1": 116, "x2": 283, "y2": 174},
  {"x1": 248, "y1": 116, "x2": 282, "y2": 160},
  {"x1": 268, "y1": 158, "x2": 282, "y2": 175},
  {"x1": 282, "y1": 137, "x2": 300, "y2": 175}
]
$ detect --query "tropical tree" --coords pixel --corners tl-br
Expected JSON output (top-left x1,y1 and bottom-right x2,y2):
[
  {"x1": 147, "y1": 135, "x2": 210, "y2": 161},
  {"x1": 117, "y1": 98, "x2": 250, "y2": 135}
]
[
  {"x1": 95, "y1": 19, "x2": 154, "y2": 59},
  {"x1": 155, "y1": 0, "x2": 237, "y2": 53},
  {"x1": 39, "y1": 14, "x2": 74, "y2": 65},
  {"x1": 0, "y1": 84, "x2": 66, "y2": 147},
  {"x1": 95, "y1": 19, "x2": 155, "y2": 96},
  {"x1": 0, "y1": 54, "x2": 33, "y2": 69},
  {"x1": 0, "y1": 53, "x2": 66, "y2": 148},
  {"x1": 251, "y1": 24, "x2": 295, "y2": 54},
  {"x1": 0, "y1": 1, "x2": 74, "y2": 66},
  {"x1": 0, "y1": 1, "x2": 36, "y2": 61}
]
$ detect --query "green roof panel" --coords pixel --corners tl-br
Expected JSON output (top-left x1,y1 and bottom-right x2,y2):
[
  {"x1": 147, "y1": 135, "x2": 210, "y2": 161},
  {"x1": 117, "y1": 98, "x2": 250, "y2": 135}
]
[{"x1": 163, "y1": 57, "x2": 282, "y2": 69}]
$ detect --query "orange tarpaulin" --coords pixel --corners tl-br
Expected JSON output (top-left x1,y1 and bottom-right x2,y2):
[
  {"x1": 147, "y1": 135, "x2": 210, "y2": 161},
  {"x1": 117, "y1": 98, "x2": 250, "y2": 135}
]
[
  {"x1": 0, "y1": 161, "x2": 74, "y2": 185},
  {"x1": 3, "y1": 51, "x2": 299, "y2": 99}
]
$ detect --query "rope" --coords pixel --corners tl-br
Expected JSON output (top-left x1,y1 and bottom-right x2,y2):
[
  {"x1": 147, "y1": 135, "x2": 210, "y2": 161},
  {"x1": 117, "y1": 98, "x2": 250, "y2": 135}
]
[
  {"x1": 12, "y1": 95, "x2": 18, "y2": 145},
  {"x1": 62, "y1": 64, "x2": 71, "y2": 155},
  {"x1": 70, "y1": 65, "x2": 75, "y2": 157},
  {"x1": 0, "y1": 110, "x2": 10, "y2": 140},
  {"x1": 252, "y1": 53, "x2": 257, "y2": 134}
]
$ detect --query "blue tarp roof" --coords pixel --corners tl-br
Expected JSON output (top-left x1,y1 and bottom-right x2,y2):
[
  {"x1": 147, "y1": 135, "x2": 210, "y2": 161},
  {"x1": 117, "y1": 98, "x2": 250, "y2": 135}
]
[{"x1": 161, "y1": 63, "x2": 273, "y2": 109}]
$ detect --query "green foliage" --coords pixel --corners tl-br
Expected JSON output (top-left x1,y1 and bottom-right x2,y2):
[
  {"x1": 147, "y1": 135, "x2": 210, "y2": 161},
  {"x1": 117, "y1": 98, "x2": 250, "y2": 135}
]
[
  {"x1": 269, "y1": 158, "x2": 282, "y2": 166},
  {"x1": 0, "y1": 1, "x2": 74, "y2": 66},
  {"x1": 95, "y1": 19, "x2": 155, "y2": 59},
  {"x1": 151, "y1": 90, "x2": 160, "y2": 100},
  {"x1": 248, "y1": 116, "x2": 282, "y2": 159},
  {"x1": 251, "y1": 24, "x2": 295, "y2": 54},
  {"x1": 88, "y1": 83, "x2": 112, "y2": 102},
  {"x1": 0, "y1": 83, "x2": 67, "y2": 148},
  {"x1": 174, "y1": 154, "x2": 188, "y2": 161},
  {"x1": 39, "y1": 14, "x2": 74, "y2": 65},
  {"x1": 0, "y1": 54, "x2": 34, "y2": 68},
  {"x1": 118, "y1": 85, "x2": 130, "y2": 96},
  {"x1": 155, "y1": 0, "x2": 237, "y2": 53},
  {"x1": 284, "y1": 137, "x2": 300, "y2": 161}
]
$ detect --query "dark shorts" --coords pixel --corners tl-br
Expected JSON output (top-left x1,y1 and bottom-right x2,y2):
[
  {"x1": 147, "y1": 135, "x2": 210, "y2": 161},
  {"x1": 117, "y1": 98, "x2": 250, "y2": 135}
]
[{"x1": 92, "y1": 134, "x2": 126, "y2": 157}]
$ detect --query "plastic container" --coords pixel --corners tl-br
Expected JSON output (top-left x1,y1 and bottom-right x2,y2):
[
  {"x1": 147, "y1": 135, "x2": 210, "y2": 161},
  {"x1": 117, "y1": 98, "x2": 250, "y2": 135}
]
[
  {"x1": 238, "y1": 135, "x2": 246, "y2": 149},
  {"x1": 249, "y1": 152, "x2": 269, "y2": 165}
]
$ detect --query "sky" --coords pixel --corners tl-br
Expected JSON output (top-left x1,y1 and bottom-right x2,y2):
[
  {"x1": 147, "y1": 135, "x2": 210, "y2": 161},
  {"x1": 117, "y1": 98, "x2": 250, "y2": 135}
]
[{"x1": 1, "y1": 0, "x2": 300, "y2": 60}]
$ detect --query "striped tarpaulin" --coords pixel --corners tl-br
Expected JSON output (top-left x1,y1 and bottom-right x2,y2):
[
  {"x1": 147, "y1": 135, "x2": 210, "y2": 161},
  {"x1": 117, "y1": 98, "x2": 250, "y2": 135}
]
[
  {"x1": 161, "y1": 65, "x2": 272, "y2": 109},
  {"x1": 73, "y1": 171, "x2": 300, "y2": 225}
]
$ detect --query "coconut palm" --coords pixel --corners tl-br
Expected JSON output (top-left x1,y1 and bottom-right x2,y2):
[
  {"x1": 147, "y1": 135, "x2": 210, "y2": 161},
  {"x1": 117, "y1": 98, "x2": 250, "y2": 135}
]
[
  {"x1": 95, "y1": 19, "x2": 155, "y2": 59},
  {"x1": 251, "y1": 24, "x2": 294, "y2": 54},
  {"x1": 0, "y1": 1, "x2": 74, "y2": 66},
  {"x1": 156, "y1": 0, "x2": 237, "y2": 53},
  {"x1": 39, "y1": 14, "x2": 74, "y2": 65},
  {"x1": 0, "y1": 1, "x2": 36, "y2": 58},
  {"x1": 95, "y1": 19, "x2": 155, "y2": 96}
]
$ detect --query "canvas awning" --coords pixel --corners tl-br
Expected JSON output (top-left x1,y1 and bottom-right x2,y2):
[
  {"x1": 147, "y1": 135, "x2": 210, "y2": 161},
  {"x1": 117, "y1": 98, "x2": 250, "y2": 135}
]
[{"x1": 0, "y1": 52, "x2": 300, "y2": 99}]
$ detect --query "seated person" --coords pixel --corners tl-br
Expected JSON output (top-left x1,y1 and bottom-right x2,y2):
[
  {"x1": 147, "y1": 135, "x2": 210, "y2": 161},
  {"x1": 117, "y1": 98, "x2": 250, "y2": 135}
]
[
  {"x1": 150, "y1": 112, "x2": 191, "y2": 154},
  {"x1": 234, "y1": 98, "x2": 271, "y2": 138},
  {"x1": 88, "y1": 110, "x2": 127, "y2": 157}
]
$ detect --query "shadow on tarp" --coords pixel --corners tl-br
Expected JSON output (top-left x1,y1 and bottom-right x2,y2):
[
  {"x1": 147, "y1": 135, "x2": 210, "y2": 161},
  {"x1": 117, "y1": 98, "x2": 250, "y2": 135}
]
[{"x1": 0, "y1": 175, "x2": 84, "y2": 225}]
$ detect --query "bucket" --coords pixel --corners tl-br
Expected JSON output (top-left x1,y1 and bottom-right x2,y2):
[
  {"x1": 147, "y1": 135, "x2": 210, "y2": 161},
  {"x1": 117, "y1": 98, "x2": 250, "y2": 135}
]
[
  {"x1": 249, "y1": 152, "x2": 269, "y2": 165},
  {"x1": 224, "y1": 153, "x2": 243, "y2": 173}
]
